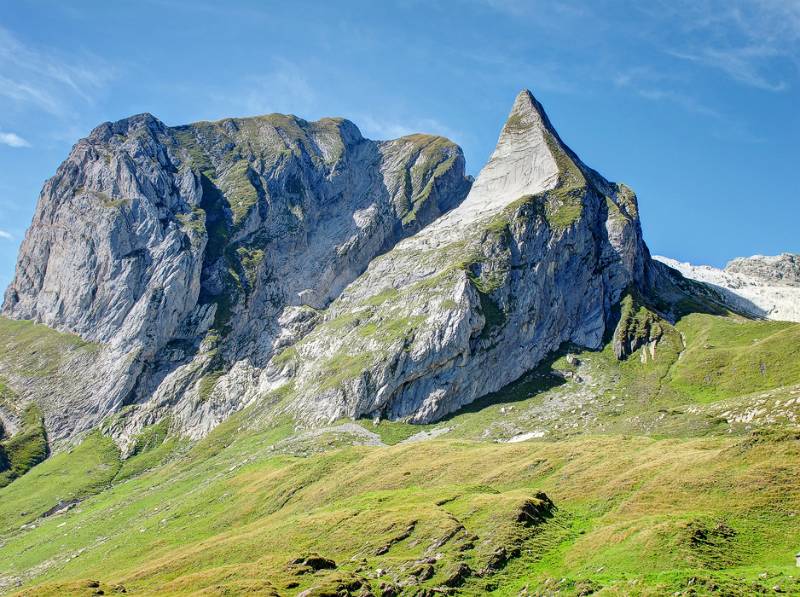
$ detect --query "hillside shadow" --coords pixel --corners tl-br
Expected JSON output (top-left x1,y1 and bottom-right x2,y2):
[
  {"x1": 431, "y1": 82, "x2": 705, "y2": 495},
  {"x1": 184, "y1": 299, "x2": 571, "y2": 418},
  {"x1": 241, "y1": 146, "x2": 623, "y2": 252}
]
[
  {"x1": 439, "y1": 349, "x2": 570, "y2": 421},
  {"x1": 646, "y1": 260, "x2": 766, "y2": 324}
]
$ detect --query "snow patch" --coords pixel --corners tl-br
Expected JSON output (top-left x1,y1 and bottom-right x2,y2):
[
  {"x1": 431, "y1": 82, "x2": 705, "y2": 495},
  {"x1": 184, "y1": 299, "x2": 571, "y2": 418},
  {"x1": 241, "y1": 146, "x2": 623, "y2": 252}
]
[{"x1": 655, "y1": 255, "x2": 800, "y2": 322}]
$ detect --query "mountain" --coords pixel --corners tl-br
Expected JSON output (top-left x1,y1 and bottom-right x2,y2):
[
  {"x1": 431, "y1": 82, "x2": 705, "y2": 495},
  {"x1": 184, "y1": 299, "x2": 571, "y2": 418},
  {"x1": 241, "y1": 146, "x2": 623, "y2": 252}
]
[
  {"x1": 655, "y1": 254, "x2": 800, "y2": 322},
  {"x1": 1, "y1": 90, "x2": 651, "y2": 448},
  {"x1": 1, "y1": 91, "x2": 799, "y2": 596},
  {"x1": 1, "y1": 111, "x2": 470, "y2": 446},
  {"x1": 282, "y1": 90, "x2": 649, "y2": 425}
]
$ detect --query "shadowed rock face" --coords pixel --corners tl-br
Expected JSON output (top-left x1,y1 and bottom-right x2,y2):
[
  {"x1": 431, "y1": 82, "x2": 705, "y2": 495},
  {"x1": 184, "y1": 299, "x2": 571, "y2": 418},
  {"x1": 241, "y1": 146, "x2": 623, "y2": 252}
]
[{"x1": 1, "y1": 111, "x2": 470, "y2": 445}]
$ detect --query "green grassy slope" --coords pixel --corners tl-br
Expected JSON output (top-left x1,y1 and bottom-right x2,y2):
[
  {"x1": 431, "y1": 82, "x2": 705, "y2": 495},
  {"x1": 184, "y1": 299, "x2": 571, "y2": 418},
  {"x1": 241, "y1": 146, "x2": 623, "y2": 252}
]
[
  {"x1": 0, "y1": 318, "x2": 97, "y2": 378},
  {"x1": 0, "y1": 312, "x2": 798, "y2": 596},
  {"x1": 2, "y1": 428, "x2": 799, "y2": 596}
]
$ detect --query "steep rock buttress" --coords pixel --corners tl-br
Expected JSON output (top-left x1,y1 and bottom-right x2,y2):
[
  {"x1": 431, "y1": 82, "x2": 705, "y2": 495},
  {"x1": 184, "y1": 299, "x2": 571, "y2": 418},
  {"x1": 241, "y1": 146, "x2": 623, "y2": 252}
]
[
  {"x1": 263, "y1": 90, "x2": 650, "y2": 424},
  {"x1": 1, "y1": 112, "x2": 470, "y2": 445}
]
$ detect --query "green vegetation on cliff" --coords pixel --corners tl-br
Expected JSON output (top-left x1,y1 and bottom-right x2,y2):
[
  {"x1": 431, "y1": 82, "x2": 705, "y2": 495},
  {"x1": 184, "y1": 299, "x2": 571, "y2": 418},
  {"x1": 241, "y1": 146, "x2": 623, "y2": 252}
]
[{"x1": 0, "y1": 403, "x2": 47, "y2": 488}]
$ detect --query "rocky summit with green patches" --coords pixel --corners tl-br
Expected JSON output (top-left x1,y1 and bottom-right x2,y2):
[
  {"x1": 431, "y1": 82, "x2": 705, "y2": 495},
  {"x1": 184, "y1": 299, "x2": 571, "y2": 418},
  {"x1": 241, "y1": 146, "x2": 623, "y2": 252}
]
[
  {"x1": 1, "y1": 89, "x2": 799, "y2": 596},
  {"x1": 1, "y1": 108, "x2": 470, "y2": 448},
  {"x1": 278, "y1": 90, "x2": 652, "y2": 425}
]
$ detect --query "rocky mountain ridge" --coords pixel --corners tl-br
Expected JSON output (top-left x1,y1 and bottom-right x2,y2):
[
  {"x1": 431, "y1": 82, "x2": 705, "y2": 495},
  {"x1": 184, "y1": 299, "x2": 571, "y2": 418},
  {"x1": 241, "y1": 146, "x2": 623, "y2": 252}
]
[
  {"x1": 2, "y1": 91, "x2": 800, "y2": 597},
  {"x1": 1, "y1": 109, "x2": 470, "y2": 445},
  {"x1": 1, "y1": 89, "x2": 791, "y2": 452},
  {"x1": 654, "y1": 254, "x2": 800, "y2": 322},
  {"x1": 270, "y1": 90, "x2": 650, "y2": 425}
]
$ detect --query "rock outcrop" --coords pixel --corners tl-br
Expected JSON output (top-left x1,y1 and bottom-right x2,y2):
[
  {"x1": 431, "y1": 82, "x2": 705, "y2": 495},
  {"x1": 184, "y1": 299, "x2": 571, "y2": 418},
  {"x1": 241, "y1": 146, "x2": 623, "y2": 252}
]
[
  {"x1": 1, "y1": 111, "x2": 470, "y2": 445},
  {"x1": 264, "y1": 90, "x2": 650, "y2": 424},
  {"x1": 654, "y1": 254, "x2": 800, "y2": 322}
]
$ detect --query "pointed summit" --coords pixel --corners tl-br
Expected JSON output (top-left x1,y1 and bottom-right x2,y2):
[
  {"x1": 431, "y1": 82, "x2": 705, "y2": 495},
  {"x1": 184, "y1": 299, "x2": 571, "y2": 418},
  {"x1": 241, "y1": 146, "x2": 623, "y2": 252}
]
[
  {"x1": 407, "y1": 89, "x2": 576, "y2": 243},
  {"x1": 441, "y1": 90, "x2": 561, "y2": 228},
  {"x1": 501, "y1": 89, "x2": 554, "y2": 137}
]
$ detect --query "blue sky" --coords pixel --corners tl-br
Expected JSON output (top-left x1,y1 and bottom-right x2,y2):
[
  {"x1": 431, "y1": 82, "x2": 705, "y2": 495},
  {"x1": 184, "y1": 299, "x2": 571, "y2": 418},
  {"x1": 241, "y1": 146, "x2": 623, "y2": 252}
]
[{"x1": 0, "y1": 1, "x2": 798, "y2": 291}]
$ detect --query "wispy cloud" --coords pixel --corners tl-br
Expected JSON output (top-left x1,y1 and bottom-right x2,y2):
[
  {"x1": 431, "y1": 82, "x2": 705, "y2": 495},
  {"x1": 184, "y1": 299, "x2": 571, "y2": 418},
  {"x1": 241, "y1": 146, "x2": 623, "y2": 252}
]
[
  {"x1": 651, "y1": 0, "x2": 800, "y2": 91},
  {"x1": 477, "y1": 0, "x2": 589, "y2": 21},
  {"x1": 357, "y1": 115, "x2": 463, "y2": 143},
  {"x1": 613, "y1": 67, "x2": 724, "y2": 119},
  {"x1": 210, "y1": 59, "x2": 465, "y2": 144},
  {"x1": 612, "y1": 65, "x2": 764, "y2": 142},
  {"x1": 670, "y1": 46, "x2": 787, "y2": 92},
  {"x1": 0, "y1": 26, "x2": 114, "y2": 118},
  {"x1": 479, "y1": 0, "x2": 798, "y2": 94},
  {"x1": 210, "y1": 59, "x2": 316, "y2": 118},
  {"x1": 0, "y1": 131, "x2": 30, "y2": 148},
  {"x1": 0, "y1": 230, "x2": 13, "y2": 240}
]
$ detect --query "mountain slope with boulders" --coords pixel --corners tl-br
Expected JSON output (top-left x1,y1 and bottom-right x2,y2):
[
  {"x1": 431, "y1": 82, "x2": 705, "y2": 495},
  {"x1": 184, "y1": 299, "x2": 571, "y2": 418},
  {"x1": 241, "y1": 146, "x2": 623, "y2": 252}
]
[{"x1": 1, "y1": 90, "x2": 799, "y2": 596}]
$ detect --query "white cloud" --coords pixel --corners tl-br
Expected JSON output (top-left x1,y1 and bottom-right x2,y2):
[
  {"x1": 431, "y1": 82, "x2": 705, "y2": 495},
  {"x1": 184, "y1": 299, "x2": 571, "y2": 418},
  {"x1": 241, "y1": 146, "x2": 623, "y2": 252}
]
[
  {"x1": 670, "y1": 46, "x2": 788, "y2": 92},
  {"x1": 211, "y1": 59, "x2": 316, "y2": 118},
  {"x1": 357, "y1": 115, "x2": 463, "y2": 143},
  {"x1": 0, "y1": 26, "x2": 114, "y2": 117},
  {"x1": 653, "y1": 0, "x2": 800, "y2": 91},
  {"x1": 613, "y1": 67, "x2": 724, "y2": 119},
  {"x1": 478, "y1": 0, "x2": 589, "y2": 20},
  {"x1": 0, "y1": 229, "x2": 13, "y2": 240},
  {"x1": 612, "y1": 65, "x2": 765, "y2": 142},
  {"x1": 0, "y1": 131, "x2": 30, "y2": 147},
  {"x1": 209, "y1": 60, "x2": 466, "y2": 145},
  {"x1": 481, "y1": 0, "x2": 799, "y2": 92}
]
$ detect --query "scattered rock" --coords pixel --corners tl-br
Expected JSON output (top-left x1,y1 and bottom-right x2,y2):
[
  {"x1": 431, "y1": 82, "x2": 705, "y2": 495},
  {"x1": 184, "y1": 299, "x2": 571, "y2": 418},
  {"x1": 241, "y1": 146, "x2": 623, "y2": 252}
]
[
  {"x1": 515, "y1": 491, "x2": 556, "y2": 526},
  {"x1": 42, "y1": 499, "x2": 82, "y2": 518},
  {"x1": 479, "y1": 547, "x2": 515, "y2": 575},
  {"x1": 441, "y1": 562, "x2": 471, "y2": 587},
  {"x1": 575, "y1": 579, "x2": 600, "y2": 596},
  {"x1": 375, "y1": 522, "x2": 416, "y2": 555},
  {"x1": 287, "y1": 553, "x2": 337, "y2": 574},
  {"x1": 408, "y1": 563, "x2": 435, "y2": 581},
  {"x1": 296, "y1": 573, "x2": 372, "y2": 597}
]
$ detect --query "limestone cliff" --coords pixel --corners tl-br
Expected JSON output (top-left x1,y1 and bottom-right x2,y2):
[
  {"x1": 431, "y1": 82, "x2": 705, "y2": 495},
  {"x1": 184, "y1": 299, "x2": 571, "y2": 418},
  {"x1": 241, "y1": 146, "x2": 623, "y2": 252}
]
[
  {"x1": 260, "y1": 90, "x2": 650, "y2": 424},
  {"x1": 1, "y1": 111, "x2": 470, "y2": 445},
  {"x1": 2, "y1": 89, "x2": 716, "y2": 450}
]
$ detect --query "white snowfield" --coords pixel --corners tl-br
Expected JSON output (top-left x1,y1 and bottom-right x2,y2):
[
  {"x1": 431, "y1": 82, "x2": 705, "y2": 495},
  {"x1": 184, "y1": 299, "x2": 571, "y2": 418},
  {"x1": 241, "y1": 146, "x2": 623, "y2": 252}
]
[{"x1": 654, "y1": 255, "x2": 800, "y2": 323}]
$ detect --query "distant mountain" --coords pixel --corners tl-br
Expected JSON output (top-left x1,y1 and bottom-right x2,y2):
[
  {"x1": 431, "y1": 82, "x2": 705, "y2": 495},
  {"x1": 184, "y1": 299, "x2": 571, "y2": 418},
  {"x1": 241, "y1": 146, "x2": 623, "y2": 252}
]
[{"x1": 654, "y1": 254, "x2": 800, "y2": 322}]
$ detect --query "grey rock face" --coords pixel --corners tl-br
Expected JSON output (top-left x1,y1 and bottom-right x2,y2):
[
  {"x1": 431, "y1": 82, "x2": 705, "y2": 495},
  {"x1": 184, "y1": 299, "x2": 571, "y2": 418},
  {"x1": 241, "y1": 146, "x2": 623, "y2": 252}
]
[
  {"x1": 2, "y1": 111, "x2": 470, "y2": 445},
  {"x1": 725, "y1": 254, "x2": 800, "y2": 286},
  {"x1": 267, "y1": 91, "x2": 649, "y2": 425}
]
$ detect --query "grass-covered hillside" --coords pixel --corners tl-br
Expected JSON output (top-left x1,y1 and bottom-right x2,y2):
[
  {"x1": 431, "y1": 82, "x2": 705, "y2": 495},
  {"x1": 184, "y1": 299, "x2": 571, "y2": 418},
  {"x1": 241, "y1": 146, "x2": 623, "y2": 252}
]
[{"x1": 0, "y1": 310, "x2": 799, "y2": 596}]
